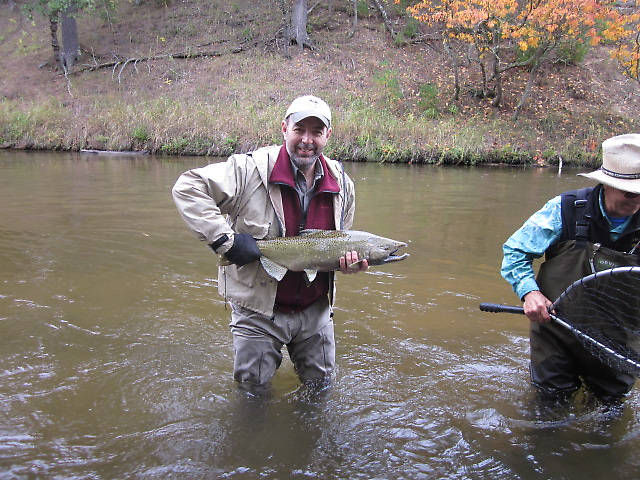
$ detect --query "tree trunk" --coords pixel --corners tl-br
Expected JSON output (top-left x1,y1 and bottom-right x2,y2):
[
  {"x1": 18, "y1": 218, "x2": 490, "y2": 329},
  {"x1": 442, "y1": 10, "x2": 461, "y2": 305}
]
[
  {"x1": 290, "y1": 0, "x2": 310, "y2": 51},
  {"x1": 61, "y1": 10, "x2": 79, "y2": 73},
  {"x1": 443, "y1": 39, "x2": 460, "y2": 100},
  {"x1": 491, "y1": 69, "x2": 502, "y2": 107},
  {"x1": 513, "y1": 61, "x2": 541, "y2": 120},
  {"x1": 478, "y1": 59, "x2": 488, "y2": 97},
  {"x1": 276, "y1": 0, "x2": 291, "y2": 57},
  {"x1": 489, "y1": 28, "x2": 501, "y2": 106},
  {"x1": 633, "y1": 30, "x2": 640, "y2": 82},
  {"x1": 49, "y1": 18, "x2": 62, "y2": 71},
  {"x1": 513, "y1": 45, "x2": 548, "y2": 119},
  {"x1": 350, "y1": 0, "x2": 357, "y2": 37}
]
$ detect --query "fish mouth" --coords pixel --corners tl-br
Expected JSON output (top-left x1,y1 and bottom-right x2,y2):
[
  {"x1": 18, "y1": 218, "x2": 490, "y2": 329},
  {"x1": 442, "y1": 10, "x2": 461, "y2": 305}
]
[{"x1": 383, "y1": 244, "x2": 409, "y2": 263}]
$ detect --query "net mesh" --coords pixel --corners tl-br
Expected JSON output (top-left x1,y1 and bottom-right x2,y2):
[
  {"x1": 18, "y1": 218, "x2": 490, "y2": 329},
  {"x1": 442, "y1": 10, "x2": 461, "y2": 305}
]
[{"x1": 552, "y1": 266, "x2": 640, "y2": 375}]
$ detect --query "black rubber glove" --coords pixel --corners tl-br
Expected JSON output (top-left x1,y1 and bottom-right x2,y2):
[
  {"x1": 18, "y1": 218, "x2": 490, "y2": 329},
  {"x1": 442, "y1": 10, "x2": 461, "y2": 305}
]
[{"x1": 223, "y1": 233, "x2": 261, "y2": 266}]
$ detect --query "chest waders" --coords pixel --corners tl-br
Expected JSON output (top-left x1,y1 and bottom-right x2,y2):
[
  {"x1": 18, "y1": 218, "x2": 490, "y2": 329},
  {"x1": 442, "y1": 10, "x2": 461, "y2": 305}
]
[{"x1": 530, "y1": 186, "x2": 640, "y2": 398}]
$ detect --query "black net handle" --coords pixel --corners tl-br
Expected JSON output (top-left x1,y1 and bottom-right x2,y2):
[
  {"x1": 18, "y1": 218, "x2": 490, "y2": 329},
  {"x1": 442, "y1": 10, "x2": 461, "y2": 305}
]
[
  {"x1": 479, "y1": 302, "x2": 640, "y2": 376},
  {"x1": 479, "y1": 303, "x2": 524, "y2": 315}
]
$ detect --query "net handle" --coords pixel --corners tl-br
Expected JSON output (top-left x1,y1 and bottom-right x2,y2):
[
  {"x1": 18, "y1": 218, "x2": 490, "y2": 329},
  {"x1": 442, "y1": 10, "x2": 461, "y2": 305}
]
[
  {"x1": 478, "y1": 302, "x2": 640, "y2": 375},
  {"x1": 479, "y1": 303, "x2": 524, "y2": 314}
]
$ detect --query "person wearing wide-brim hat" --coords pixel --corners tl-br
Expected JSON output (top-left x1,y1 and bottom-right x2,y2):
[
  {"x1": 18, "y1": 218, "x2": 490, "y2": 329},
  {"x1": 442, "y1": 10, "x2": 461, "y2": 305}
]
[{"x1": 501, "y1": 133, "x2": 640, "y2": 402}]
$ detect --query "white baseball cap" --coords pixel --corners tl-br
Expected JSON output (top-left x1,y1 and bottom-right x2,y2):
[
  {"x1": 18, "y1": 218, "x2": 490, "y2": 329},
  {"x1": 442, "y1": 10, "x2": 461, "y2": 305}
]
[{"x1": 284, "y1": 95, "x2": 331, "y2": 128}]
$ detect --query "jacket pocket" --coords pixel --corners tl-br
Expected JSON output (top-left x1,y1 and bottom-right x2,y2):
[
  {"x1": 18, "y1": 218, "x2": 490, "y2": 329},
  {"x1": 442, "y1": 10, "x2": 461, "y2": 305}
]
[
  {"x1": 238, "y1": 218, "x2": 270, "y2": 240},
  {"x1": 226, "y1": 261, "x2": 260, "y2": 289}
]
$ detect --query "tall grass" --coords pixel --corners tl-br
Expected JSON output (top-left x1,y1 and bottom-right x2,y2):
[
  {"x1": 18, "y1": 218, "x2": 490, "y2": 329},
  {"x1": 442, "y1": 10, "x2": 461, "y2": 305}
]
[{"x1": 0, "y1": 89, "x2": 604, "y2": 165}]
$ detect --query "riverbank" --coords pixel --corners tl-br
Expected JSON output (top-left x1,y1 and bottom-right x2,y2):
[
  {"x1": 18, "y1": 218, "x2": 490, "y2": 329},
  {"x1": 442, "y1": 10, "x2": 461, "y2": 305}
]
[{"x1": 1, "y1": 1, "x2": 639, "y2": 166}]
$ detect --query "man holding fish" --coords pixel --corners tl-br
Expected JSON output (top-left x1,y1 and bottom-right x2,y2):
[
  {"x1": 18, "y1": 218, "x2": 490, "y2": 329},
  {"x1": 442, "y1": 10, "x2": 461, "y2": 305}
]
[{"x1": 172, "y1": 95, "x2": 406, "y2": 389}]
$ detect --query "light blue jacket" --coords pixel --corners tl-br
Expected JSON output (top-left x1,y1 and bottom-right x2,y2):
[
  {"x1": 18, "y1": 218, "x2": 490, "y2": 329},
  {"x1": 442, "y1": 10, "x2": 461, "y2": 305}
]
[{"x1": 501, "y1": 190, "x2": 632, "y2": 299}]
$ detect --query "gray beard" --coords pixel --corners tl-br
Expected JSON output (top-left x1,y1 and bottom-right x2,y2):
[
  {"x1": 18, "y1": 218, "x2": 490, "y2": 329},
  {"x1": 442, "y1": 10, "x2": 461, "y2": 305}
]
[{"x1": 290, "y1": 151, "x2": 320, "y2": 171}]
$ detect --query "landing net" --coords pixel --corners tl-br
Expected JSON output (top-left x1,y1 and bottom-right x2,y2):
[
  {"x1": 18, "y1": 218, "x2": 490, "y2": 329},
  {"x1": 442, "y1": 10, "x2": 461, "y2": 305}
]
[{"x1": 552, "y1": 267, "x2": 640, "y2": 376}]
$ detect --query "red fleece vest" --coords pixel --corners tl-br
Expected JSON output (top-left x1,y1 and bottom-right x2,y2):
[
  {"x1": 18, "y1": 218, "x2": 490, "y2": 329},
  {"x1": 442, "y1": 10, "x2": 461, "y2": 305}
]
[{"x1": 269, "y1": 146, "x2": 339, "y2": 312}]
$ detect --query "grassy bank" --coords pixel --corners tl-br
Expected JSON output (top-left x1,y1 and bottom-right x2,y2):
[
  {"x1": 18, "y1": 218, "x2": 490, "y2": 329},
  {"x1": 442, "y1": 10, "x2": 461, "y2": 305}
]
[
  {"x1": 1, "y1": 1, "x2": 639, "y2": 166},
  {"x1": 0, "y1": 92, "x2": 620, "y2": 167}
]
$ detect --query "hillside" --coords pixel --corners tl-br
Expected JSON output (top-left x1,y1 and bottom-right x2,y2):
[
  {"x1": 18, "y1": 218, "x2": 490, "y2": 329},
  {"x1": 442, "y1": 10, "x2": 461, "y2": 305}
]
[{"x1": 1, "y1": 0, "x2": 640, "y2": 165}]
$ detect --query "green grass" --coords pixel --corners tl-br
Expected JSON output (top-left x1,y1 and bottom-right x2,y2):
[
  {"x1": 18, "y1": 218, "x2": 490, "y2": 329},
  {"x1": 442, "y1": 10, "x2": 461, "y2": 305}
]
[{"x1": 0, "y1": 88, "x2": 605, "y2": 165}]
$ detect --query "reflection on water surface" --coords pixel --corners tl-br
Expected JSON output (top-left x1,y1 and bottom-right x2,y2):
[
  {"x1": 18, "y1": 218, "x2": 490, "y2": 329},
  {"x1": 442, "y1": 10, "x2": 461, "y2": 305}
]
[{"x1": 0, "y1": 151, "x2": 638, "y2": 479}]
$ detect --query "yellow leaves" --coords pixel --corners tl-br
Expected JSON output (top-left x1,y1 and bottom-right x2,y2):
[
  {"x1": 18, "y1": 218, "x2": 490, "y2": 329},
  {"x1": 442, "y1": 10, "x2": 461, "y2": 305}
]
[
  {"x1": 409, "y1": 0, "x2": 633, "y2": 52},
  {"x1": 408, "y1": 0, "x2": 640, "y2": 84},
  {"x1": 613, "y1": 37, "x2": 640, "y2": 81}
]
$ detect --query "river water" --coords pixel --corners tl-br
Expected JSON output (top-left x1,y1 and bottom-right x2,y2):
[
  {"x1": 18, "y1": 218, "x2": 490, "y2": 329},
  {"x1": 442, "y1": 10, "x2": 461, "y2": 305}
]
[{"x1": 0, "y1": 150, "x2": 638, "y2": 479}]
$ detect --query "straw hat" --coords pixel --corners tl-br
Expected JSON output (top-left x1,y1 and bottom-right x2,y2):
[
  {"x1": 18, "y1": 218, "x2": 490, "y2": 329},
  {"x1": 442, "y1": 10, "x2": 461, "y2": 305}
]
[{"x1": 578, "y1": 134, "x2": 640, "y2": 194}]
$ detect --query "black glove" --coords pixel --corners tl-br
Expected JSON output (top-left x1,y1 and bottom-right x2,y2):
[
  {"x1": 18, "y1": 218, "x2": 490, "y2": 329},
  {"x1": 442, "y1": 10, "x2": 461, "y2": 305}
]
[{"x1": 223, "y1": 233, "x2": 261, "y2": 266}]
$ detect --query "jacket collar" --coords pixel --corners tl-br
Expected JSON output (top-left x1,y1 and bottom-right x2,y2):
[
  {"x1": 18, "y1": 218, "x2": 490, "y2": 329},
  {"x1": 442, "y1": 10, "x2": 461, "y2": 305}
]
[{"x1": 269, "y1": 145, "x2": 340, "y2": 193}]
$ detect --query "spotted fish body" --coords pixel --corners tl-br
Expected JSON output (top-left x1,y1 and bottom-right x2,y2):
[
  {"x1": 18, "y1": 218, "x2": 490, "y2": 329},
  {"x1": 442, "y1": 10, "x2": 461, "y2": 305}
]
[{"x1": 220, "y1": 229, "x2": 408, "y2": 281}]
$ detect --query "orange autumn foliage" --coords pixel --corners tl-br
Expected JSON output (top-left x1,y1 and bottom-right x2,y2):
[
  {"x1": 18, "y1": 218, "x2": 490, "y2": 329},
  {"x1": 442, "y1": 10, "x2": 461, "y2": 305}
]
[
  {"x1": 403, "y1": 0, "x2": 630, "y2": 51},
  {"x1": 398, "y1": 0, "x2": 638, "y2": 110}
]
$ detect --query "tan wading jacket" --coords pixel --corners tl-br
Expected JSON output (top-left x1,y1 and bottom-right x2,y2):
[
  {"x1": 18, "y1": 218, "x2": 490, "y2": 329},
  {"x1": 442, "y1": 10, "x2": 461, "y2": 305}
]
[{"x1": 171, "y1": 145, "x2": 356, "y2": 317}]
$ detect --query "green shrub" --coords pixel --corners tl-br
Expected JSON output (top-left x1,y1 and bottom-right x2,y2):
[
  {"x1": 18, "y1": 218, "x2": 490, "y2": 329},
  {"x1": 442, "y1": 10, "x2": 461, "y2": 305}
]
[
  {"x1": 132, "y1": 126, "x2": 150, "y2": 142},
  {"x1": 555, "y1": 38, "x2": 589, "y2": 65},
  {"x1": 7, "y1": 112, "x2": 32, "y2": 139},
  {"x1": 422, "y1": 108, "x2": 439, "y2": 119},
  {"x1": 223, "y1": 135, "x2": 238, "y2": 150},
  {"x1": 515, "y1": 45, "x2": 538, "y2": 66},
  {"x1": 357, "y1": 0, "x2": 369, "y2": 17},
  {"x1": 402, "y1": 17, "x2": 420, "y2": 40},
  {"x1": 418, "y1": 83, "x2": 439, "y2": 113},
  {"x1": 160, "y1": 138, "x2": 190, "y2": 155},
  {"x1": 373, "y1": 62, "x2": 403, "y2": 101}
]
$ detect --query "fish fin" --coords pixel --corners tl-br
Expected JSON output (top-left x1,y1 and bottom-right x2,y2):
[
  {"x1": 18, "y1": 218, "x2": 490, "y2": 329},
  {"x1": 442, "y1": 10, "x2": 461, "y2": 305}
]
[
  {"x1": 299, "y1": 229, "x2": 346, "y2": 239},
  {"x1": 260, "y1": 257, "x2": 288, "y2": 281},
  {"x1": 347, "y1": 259, "x2": 366, "y2": 268},
  {"x1": 304, "y1": 269, "x2": 317, "y2": 283}
]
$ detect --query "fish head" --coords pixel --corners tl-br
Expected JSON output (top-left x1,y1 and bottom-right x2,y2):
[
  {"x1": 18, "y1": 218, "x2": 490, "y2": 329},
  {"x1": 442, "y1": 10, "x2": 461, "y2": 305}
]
[{"x1": 363, "y1": 233, "x2": 409, "y2": 265}]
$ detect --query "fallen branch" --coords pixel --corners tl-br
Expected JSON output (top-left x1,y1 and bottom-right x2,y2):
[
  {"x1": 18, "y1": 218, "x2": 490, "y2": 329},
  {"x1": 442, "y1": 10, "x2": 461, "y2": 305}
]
[
  {"x1": 80, "y1": 149, "x2": 149, "y2": 155},
  {"x1": 308, "y1": 1, "x2": 321, "y2": 14},
  {"x1": 76, "y1": 46, "x2": 247, "y2": 74}
]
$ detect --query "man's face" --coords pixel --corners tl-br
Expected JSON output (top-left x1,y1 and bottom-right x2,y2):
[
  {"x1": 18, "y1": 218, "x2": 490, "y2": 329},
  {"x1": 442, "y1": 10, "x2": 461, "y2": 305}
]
[
  {"x1": 282, "y1": 116, "x2": 331, "y2": 171},
  {"x1": 603, "y1": 185, "x2": 640, "y2": 217}
]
